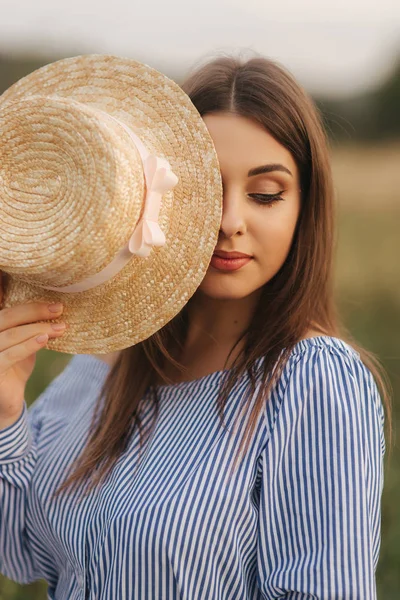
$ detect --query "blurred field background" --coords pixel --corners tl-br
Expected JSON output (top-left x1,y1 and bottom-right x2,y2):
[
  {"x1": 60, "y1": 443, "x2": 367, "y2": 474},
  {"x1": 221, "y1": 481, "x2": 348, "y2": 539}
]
[{"x1": 0, "y1": 50, "x2": 399, "y2": 599}]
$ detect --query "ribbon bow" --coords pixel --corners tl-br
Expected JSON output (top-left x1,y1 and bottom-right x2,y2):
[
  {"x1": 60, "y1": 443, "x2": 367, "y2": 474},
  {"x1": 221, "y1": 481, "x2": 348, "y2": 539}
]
[{"x1": 128, "y1": 154, "x2": 178, "y2": 258}]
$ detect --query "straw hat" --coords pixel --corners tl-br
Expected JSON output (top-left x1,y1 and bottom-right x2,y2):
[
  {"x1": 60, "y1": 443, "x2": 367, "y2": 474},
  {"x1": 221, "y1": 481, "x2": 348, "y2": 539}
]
[{"x1": 0, "y1": 54, "x2": 223, "y2": 354}]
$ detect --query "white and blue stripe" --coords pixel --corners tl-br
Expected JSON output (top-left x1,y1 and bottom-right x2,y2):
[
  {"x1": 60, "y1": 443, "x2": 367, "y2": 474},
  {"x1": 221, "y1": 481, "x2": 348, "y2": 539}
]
[{"x1": 0, "y1": 336, "x2": 385, "y2": 599}]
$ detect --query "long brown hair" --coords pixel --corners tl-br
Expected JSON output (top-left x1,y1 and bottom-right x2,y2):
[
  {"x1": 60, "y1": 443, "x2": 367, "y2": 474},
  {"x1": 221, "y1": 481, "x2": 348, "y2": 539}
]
[{"x1": 53, "y1": 52, "x2": 393, "y2": 500}]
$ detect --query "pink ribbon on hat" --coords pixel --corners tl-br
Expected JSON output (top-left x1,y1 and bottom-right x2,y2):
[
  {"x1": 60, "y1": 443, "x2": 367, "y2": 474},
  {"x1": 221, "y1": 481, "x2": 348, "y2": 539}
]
[
  {"x1": 40, "y1": 111, "x2": 179, "y2": 293},
  {"x1": 128, "y1": 153, "x2": 178, "y2": 258}
]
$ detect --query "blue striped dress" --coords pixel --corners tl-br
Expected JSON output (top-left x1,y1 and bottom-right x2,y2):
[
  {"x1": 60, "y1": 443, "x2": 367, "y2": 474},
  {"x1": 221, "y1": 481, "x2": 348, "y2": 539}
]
[{"x1": 0, "y1": 336, "x2": 385, "y2": 599}]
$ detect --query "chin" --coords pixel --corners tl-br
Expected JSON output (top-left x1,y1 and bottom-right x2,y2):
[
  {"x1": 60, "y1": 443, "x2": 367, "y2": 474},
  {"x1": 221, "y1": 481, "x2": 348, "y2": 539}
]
[{"x1": 197, "y1": 278, "x2": 255, "y2": 301}]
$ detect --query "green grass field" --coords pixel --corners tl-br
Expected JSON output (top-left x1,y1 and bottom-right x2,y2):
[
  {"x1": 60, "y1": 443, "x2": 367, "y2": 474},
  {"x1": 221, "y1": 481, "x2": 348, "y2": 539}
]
[{"x1": 1, "y1": 143, "x2": 399, "y2": 599}]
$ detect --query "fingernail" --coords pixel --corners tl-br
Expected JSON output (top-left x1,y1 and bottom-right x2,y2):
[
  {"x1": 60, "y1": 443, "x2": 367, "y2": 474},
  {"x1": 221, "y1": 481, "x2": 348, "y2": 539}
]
[
  {"x1": 48, "y1": 303, "x2": 63, "y2": 313},
  {"x1": 36, "y1": 334, "x2": 48, "y2": 344}
]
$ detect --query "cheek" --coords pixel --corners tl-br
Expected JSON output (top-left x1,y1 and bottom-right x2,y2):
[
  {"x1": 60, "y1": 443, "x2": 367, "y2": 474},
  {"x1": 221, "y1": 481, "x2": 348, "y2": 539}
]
[{"x1": 253, "y1": 209, "x2": 299, "y2": 257}]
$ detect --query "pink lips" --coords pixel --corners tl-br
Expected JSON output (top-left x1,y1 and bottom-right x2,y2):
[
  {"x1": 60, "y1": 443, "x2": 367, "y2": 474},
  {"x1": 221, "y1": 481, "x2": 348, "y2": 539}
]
[{"x1": 210, "y1": 252, "x2": 252, "y2": 272}]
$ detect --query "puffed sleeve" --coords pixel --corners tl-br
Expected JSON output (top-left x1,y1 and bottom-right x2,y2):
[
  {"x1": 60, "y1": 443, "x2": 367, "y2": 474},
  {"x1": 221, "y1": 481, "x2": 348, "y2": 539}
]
[
  {"x1": 257, "y1": 345, "x2": 385, "y2": 600},
  {"x1": 0, "y1": 354, "x2": 110, "y2": 584},
  {"x1": 0, "y1": 398, "x2": 46, "y2": 583}
]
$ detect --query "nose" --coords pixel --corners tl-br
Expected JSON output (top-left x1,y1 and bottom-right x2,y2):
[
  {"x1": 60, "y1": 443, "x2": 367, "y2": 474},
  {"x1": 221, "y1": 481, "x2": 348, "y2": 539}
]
[{"x1": 219, "y1": 187, "x2": 247, "y2": 238}]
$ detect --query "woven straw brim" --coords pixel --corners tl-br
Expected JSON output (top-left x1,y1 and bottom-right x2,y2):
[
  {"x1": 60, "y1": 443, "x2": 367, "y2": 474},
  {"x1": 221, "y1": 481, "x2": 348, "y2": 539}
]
[{"x1": 0, "y1": 55, "x2": 222, "y2": 354}]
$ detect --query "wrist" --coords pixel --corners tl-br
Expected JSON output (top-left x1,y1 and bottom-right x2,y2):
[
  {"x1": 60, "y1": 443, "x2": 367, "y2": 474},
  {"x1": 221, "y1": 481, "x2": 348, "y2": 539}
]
[{"x1": 0, "y1": 404, "x2": 25, "y2": 431}]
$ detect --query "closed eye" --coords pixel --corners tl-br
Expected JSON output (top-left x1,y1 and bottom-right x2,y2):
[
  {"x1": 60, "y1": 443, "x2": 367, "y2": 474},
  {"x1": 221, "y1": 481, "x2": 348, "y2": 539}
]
[{"x1": 248, "y1": 191, "x2": 285, "y2": 206}]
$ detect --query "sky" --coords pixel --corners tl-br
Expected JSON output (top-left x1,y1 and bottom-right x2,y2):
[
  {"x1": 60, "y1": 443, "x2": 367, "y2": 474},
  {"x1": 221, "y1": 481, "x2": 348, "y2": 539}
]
[{"x1": 0, "y1": 0, "x2": 399, "y2": 98}]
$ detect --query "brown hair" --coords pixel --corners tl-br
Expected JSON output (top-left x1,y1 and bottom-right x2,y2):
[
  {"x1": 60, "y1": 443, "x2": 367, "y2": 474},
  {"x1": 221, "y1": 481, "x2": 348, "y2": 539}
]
[{"x1": 53, "y1": 52, "x2": 393, "y2": 500}]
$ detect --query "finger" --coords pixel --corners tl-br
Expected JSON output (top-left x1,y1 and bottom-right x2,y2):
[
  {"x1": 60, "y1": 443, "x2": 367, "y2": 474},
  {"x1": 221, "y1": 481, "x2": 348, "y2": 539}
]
[
  {"x1": 0, "y1": 302, "x2": 64, "y2": 333},
  {"x1": 0, "y1": 333, "x2": 48, "y2": 373}
]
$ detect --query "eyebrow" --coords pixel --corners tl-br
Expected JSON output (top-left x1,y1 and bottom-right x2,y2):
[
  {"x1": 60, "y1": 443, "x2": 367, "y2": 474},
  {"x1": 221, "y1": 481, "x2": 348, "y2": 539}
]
[{"x1": 247, "y1": 163, "x2": 293, "y2": 177}]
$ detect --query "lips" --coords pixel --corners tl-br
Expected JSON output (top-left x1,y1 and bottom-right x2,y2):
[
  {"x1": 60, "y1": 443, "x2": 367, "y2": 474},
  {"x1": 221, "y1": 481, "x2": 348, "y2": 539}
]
[
  {"x1": 212, "y1": 250, "x2": 252, "y2": 259},
  {"x1": 210, "y1": 253, "x2": 252, "y2": 272}
]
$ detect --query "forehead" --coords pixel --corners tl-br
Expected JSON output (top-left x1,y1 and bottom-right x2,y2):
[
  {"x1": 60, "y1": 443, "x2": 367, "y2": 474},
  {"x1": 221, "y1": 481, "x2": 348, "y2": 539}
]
[{"x1": 202, "y1": 112, "x2": 297, "y2": 178}]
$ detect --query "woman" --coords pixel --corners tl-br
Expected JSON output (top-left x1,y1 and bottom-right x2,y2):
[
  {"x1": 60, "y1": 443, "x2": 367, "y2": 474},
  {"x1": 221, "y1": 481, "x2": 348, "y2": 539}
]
[{"x1": 0, "y1": 54, "x2": 391, "y2": 599}]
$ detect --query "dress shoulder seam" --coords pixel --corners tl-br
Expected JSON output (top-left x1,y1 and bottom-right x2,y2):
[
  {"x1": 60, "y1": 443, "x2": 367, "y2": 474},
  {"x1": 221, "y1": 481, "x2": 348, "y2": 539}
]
[{"x1": 261, "y1": 341, "x2": 366, "y2": 453}]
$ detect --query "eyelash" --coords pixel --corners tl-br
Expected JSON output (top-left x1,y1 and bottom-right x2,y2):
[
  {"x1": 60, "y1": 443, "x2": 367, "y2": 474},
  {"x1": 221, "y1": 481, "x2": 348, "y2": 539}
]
[{"x1": 248, "y1": 191, "x2": 285, "y2": 207}]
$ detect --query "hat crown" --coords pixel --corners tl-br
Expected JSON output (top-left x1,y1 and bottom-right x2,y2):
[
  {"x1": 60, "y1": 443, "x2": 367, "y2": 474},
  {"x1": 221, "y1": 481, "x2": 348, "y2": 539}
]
[{"x1": 0, "y1": 94, "x2": 150, "y2": 288}]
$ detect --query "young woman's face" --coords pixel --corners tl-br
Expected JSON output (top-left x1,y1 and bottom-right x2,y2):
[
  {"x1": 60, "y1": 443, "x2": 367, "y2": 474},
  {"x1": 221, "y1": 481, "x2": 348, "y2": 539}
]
[{"x1": 198, "y1": 112, "x2": 301, "y2": 300}]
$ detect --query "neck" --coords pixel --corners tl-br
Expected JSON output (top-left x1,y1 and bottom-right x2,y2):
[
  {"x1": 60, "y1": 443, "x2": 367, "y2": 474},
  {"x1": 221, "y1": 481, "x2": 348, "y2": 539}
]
[
  {"x1": 157, "y1": 289, "x2": 262, "y2": 385},
  {"x1": 184, "y1": 288, "x2": 261, "y2": 353}
]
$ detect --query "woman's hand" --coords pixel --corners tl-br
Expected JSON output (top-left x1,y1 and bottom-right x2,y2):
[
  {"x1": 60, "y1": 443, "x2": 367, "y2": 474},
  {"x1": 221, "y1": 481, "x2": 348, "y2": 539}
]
[{"x1": 0, "y1": 270, "x2": 67, "y2": 429}]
